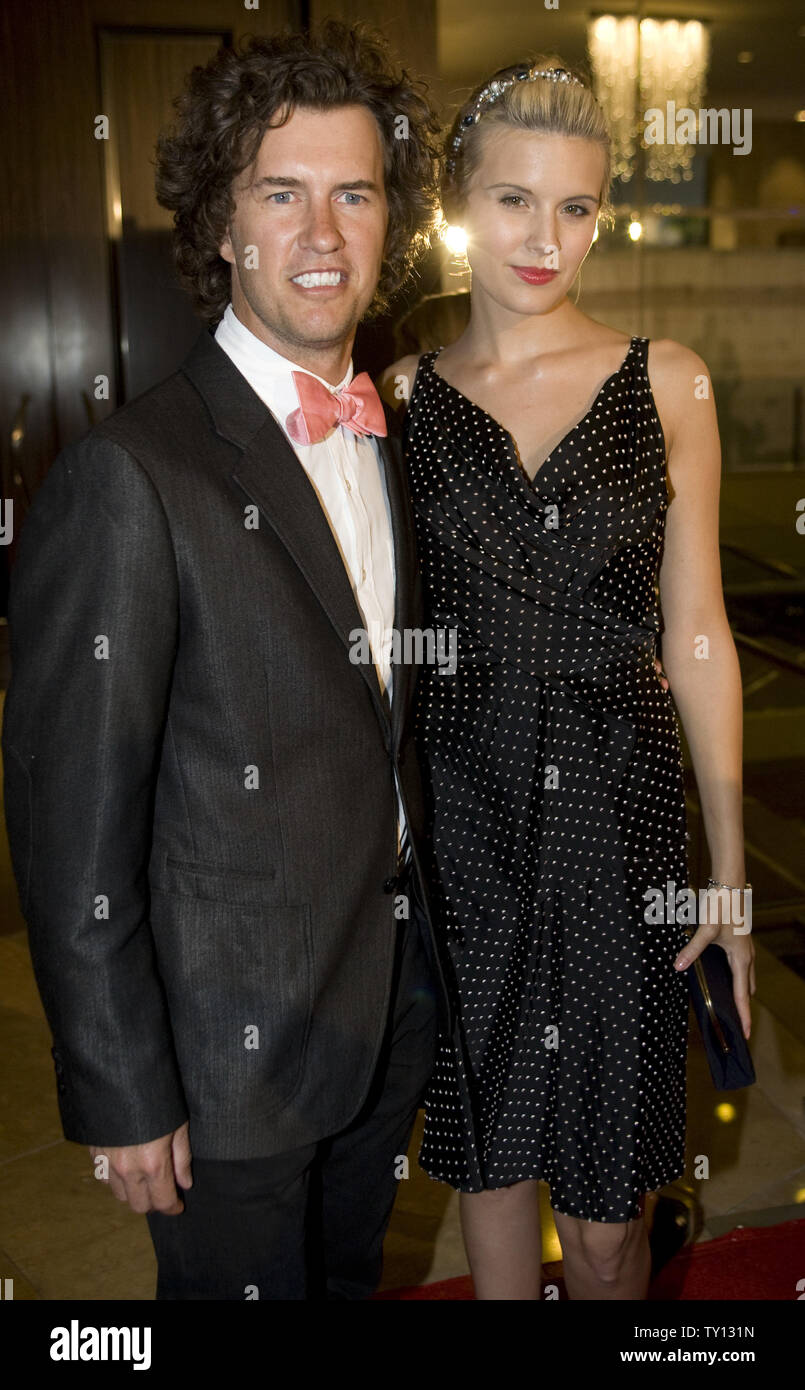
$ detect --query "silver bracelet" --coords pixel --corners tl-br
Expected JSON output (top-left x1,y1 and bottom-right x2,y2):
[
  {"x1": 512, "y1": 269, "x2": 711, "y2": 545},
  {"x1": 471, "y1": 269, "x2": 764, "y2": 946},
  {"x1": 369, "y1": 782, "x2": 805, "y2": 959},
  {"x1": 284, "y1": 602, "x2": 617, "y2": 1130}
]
[{"x1": 706, "y1": 877, "x2": 752, "y2": 893}]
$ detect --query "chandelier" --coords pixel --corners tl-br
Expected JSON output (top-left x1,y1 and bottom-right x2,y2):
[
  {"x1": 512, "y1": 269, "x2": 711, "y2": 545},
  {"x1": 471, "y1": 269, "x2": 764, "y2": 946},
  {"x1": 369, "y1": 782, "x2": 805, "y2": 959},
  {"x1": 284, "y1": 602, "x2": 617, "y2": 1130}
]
[{"x1": 588, "y1": 14, "x2": 711, "y2": 183}]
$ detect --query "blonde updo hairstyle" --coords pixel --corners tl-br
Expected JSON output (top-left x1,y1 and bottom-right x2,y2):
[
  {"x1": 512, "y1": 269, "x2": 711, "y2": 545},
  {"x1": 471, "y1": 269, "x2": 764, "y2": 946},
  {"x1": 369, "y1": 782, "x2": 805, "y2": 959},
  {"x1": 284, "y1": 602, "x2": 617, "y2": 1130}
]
[{"x1": 441, "y1": 54, "x2": 614, "y2": 234}]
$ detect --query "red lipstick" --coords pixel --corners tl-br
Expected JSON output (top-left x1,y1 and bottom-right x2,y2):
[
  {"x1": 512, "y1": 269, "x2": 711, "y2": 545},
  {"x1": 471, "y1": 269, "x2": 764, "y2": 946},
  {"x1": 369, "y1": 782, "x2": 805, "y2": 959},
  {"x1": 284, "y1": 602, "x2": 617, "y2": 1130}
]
[{"x1": 511, "y1": 267, "x2": 558, "y2": 285}]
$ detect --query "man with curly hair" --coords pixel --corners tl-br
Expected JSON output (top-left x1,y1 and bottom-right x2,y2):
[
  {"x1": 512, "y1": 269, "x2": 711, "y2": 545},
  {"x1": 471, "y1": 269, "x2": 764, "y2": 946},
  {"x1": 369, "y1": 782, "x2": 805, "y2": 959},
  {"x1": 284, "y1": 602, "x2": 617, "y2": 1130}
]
[{"x1": 2, "y1": 21, "x2": 449, "y2": 1300}]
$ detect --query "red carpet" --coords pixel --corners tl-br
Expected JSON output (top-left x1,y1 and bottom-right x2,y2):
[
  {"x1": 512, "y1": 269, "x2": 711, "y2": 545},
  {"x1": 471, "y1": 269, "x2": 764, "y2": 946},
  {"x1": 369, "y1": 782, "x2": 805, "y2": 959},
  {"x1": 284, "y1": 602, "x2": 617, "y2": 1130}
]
[{"x1": 372, "y1": 1218, "x2": 805, "y2": 1300}]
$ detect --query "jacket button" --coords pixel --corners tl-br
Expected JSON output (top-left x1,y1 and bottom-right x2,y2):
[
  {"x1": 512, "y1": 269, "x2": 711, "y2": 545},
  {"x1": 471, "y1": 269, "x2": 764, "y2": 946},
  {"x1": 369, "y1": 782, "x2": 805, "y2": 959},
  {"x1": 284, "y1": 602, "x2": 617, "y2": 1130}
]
[
  {"x1": 57, "y1": 1082, "x2": 67, "y2": 1095},
  {"x1": 382, "y1": 876, "x2": 397, "y2": 893}
]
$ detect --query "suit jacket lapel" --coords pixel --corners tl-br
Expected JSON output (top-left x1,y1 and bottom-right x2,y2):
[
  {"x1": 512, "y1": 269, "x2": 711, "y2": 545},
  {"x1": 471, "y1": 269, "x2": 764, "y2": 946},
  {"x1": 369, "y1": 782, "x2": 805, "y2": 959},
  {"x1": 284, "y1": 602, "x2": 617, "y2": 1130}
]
[{"x1": 181, "y1": 330, "x2": 415, "y2": 751}]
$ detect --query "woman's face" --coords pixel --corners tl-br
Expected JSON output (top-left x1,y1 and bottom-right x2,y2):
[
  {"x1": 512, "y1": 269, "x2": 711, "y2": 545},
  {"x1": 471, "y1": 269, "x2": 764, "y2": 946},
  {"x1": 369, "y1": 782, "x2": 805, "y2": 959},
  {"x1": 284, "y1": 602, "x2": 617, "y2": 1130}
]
[{"x1": 459, "y1": 125, "x2": 605, "y2": 317}]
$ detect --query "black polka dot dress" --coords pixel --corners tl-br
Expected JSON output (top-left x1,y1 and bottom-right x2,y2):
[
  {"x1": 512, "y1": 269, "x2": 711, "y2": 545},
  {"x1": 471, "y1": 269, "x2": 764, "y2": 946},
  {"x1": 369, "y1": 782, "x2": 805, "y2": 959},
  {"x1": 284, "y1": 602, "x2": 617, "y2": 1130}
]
[{"x1": 403, "y1": 336, "x2": 691, "y2": 1222}]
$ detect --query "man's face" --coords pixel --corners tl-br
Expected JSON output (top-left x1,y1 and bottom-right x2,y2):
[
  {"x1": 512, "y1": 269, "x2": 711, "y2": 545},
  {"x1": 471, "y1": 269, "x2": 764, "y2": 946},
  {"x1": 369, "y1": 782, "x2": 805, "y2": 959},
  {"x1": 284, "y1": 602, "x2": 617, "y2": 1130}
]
[{"x1": 219, "y1": 104, "x2": 389, "y2": 361}]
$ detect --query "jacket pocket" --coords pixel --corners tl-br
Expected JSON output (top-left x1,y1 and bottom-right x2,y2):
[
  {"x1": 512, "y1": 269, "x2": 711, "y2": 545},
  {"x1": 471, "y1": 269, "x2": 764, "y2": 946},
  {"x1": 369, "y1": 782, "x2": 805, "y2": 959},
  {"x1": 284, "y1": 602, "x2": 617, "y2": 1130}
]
[
  {"x1": 165, "y1": 857, "x2": 276, "y2": 880},
  {"x1": 160, "y1": 855, "x2": 279, "y2": 907},
  {"x1": 150, "y1": 892, "x2": 313, "y2": 1120}
]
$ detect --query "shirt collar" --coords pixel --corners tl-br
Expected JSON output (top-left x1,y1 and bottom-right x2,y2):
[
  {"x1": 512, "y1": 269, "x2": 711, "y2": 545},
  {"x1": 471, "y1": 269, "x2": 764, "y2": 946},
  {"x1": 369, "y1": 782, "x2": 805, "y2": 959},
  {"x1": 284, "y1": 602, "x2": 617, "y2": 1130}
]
[{"x1": 216, "y1": 302, "x2": 353, "y2": 392}]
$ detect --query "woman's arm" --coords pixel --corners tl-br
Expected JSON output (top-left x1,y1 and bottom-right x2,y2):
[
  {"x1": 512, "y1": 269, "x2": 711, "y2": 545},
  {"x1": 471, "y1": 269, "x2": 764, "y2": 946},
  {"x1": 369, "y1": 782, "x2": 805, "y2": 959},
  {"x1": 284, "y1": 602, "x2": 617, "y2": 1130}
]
[{"x1": 649, "y1": 340, "x2": 755, "y2": 1033}]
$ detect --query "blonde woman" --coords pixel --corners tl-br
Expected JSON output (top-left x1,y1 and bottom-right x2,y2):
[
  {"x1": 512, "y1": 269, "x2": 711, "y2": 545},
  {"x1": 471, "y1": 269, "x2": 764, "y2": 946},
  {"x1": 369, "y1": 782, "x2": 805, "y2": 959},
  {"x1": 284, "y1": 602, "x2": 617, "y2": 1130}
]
[{"x1": 380, "y1": 57, "x2": 754, "y2": 1300}]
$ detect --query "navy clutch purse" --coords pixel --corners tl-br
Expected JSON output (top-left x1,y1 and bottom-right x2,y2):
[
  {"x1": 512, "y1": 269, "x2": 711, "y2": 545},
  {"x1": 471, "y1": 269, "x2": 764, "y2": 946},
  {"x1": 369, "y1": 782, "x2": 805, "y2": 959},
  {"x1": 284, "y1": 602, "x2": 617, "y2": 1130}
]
[{"x1": 685, "y1": 940, "x2": 756, "y2": 1090}]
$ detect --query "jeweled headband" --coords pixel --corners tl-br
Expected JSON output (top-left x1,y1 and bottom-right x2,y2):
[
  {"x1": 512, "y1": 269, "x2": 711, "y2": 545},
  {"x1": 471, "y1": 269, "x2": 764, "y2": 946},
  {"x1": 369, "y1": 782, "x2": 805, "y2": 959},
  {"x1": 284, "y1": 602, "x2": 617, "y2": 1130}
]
[{"x1": 445, "y1": 65, "x2": 588, "y2": 175}]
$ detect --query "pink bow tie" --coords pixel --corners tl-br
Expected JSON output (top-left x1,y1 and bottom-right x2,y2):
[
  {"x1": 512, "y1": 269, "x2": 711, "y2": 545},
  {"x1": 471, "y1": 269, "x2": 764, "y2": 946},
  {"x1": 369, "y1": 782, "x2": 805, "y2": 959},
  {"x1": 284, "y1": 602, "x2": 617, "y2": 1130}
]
[{"x1": 286, "y1": 370, "x2": 388, "y2": 446}]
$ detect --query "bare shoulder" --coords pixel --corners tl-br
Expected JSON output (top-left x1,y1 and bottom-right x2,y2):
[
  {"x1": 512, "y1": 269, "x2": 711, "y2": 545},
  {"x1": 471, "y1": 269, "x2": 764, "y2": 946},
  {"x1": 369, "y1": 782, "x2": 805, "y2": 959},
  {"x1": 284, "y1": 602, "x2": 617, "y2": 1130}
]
[
  {"x1": 647, "y1": 336, "x2": 711, "y2": 386},
  {"x1": 375, "y1": 354, "x2": 422, "y2": 415},
  {"x1": 646, "y1": 337, "x2": 716, "y2": 454}
]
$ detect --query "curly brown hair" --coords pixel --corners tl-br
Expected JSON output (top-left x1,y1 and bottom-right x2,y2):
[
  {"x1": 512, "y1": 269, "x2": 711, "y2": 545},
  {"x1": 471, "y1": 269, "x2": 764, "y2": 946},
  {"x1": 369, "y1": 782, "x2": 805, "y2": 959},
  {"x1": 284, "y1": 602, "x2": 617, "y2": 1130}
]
[{"x1": 154, "y1": 21, "x2": 442, "y2": 324}]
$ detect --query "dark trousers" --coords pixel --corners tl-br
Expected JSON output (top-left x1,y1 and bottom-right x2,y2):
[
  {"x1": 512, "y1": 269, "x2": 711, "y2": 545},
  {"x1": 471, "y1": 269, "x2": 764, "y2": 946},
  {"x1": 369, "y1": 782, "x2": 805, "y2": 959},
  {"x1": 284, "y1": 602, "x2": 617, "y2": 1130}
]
[{"x1": 146, "y1": 871, "x2": 438, "y2": 1299}]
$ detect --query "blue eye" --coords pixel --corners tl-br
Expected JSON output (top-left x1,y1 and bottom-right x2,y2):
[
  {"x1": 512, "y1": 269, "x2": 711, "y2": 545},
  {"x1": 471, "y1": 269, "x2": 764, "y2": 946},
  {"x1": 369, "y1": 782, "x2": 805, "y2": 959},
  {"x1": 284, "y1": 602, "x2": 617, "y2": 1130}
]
[
  {"x1": 268, "y1": 191, "x2": 294, "y2": 203},
  {"x1": 340, "y1": 192, "x2": 366, "y2": 204}
]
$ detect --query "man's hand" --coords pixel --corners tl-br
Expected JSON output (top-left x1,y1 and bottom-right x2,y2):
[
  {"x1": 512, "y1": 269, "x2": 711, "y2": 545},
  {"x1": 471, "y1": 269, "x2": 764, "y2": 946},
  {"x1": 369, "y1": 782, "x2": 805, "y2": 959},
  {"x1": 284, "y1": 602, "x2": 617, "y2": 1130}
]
[{"x1": 89, "y1": 1121, "x2": 192, "y2": 1215}]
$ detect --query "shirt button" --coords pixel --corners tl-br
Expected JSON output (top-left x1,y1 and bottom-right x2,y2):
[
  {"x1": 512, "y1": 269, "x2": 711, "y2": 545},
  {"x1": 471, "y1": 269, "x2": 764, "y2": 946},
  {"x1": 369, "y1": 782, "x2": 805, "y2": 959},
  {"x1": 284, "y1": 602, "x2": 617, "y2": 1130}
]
[
  {"x1": 345, "y1": 479, "x2": 351, "y2": 492},
  {"x1": 361, "y1": 567, "x2": 366, "y2": 581}
]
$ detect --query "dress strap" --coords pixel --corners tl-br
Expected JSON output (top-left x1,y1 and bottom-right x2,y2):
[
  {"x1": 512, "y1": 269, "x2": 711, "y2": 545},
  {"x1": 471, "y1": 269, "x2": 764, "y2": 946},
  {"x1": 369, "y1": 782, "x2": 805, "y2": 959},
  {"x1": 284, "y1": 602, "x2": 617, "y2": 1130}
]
[
  {"x1": 408, "y1": 347, "x2": 440, "y2": 410},
  {"x1": 631, "y1": 335, "x2": 650, "y2": 372},
  {"x1": 629, "y1": 336, "x2": 668, "y2": 461}
]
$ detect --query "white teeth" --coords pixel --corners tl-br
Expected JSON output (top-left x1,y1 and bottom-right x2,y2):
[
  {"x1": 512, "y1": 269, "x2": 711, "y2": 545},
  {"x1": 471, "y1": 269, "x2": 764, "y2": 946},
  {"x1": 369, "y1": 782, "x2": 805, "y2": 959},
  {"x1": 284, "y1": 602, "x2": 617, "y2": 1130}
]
[{"x1": 291, "y1": 271, "x2": 343, "y2": 287}]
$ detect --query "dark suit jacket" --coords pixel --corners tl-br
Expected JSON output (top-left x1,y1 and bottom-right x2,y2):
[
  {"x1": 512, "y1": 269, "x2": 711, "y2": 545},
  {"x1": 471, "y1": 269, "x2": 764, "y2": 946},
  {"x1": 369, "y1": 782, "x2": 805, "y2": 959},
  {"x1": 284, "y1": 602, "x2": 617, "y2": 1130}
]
[{"x1": 1, "y1": 328, "x2": 452, "y2": 1159}]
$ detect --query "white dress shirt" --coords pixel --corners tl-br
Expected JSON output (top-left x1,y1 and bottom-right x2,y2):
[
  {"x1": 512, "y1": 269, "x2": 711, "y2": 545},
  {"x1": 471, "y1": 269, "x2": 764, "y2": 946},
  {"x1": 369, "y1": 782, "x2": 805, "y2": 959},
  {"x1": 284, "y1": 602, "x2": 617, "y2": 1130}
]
[{"x1": 214, "y1": 304, "x2": 408, "y2": 859}]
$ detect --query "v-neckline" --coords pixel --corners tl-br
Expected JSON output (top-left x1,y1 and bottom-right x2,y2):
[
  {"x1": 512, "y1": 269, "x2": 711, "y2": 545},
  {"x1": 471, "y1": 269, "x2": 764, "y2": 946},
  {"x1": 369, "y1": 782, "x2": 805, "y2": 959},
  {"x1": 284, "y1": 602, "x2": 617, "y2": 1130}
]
[{"x1": 429, "y1": 337, "x2": 638, "y2": 496}]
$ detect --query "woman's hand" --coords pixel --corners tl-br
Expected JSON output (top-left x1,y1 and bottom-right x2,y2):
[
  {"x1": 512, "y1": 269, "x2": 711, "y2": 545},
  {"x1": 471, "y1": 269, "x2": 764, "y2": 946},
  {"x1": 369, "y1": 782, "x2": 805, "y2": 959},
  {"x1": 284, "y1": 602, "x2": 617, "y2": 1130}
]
[
  {"x1": 673, "y1": 893, "x2": 756, "y2": 1039},
  {"x1": 653, "y1": 657, "x2": 669, "y2": 692}
]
